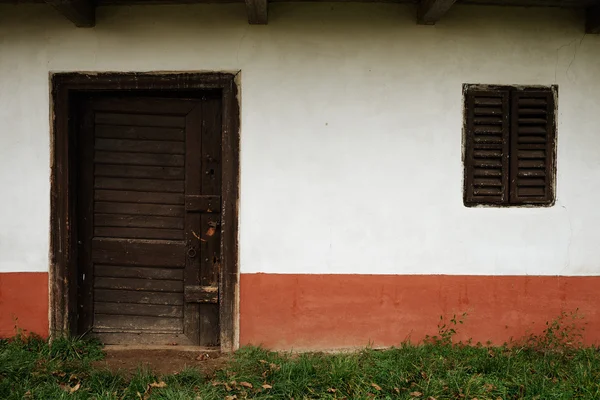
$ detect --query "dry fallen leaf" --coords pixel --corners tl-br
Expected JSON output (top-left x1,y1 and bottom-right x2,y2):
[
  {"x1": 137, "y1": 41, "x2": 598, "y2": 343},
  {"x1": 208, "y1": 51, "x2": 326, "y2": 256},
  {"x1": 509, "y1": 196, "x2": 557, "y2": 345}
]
[
  {"x1": 239, "y1": 381, "x2": 253, "y2": 388},
  {"x1": 269, "y1": 363, "x2": 280, "y2": 371},
  {"x1": 262, "y1": 384, "x2": 273, "y2": 389},
  {"x1": 394, "y1": 387, "x2": 400, "y2": 393},
  {"x1": 149, "y1": 381, "x2": 167, "y2": 388},
  {"x1": 225, "y1": 396, "x2": 237, "y2": 400},
  {"x1": 410, "y1": 391, "x2": 423, "y2": 397},
  {"x1": 327, "y1": 388, "x2": 337, "y2": 393},
  {"x1": 428, "y1": 397, "x2": 438, "y2": 400},
  {"x1": 69, "y1": 382, "x2": 81, "y2": 394},
  {"x1": 259, "y1": 359, "x2": 268, "y2": 364},
  {"x1": 371, "y1": 383, "x2": 382, "y2": 391}
]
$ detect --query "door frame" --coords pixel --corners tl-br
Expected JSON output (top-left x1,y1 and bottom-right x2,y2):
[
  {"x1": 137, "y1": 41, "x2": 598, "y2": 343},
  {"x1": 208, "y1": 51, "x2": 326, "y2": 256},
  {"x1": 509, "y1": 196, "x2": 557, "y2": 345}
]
[{"x1": 49, "y1": 72, "x2": 240, "y2": 351}]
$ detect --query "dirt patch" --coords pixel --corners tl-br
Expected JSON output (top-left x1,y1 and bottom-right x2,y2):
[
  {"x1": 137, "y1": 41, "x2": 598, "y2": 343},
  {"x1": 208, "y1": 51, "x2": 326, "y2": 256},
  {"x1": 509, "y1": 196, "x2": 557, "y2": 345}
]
[{"x1": 92, "y1": 348, "x2": 228, "y2": 376}]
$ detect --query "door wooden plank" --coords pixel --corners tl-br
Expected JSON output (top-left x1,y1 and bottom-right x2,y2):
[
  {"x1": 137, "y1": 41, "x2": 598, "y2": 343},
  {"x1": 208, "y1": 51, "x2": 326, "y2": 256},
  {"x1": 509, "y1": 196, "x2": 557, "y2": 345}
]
[
  {"x1": 94, "y1": 277, "x2": 183, "y2": 292},
  {"x1": 95, "y1": 165, "x2": 185, "y2": 180},
  {"x1": 198, "y1": 96, "x2": 223, "y2": 346},
  {"x1": 198, "y1": 214, "x2": 221, "y2": 345},
  {"x1": 91, "y1": 97, "x2": 198, "y2": 115},
  {"x1": 185, "y1": 195, "x2": 221, "y2": 213},
  {"x1": 95, "y1": 289, "x2": 183, "y2": 305},
  {"x1": 93, "y1": 315, "x2": 183, "y2": 332},
  {"x1": 95, "y1": 190, "x2": 184, "y2": 205},
  {"x1": 183, "y1": 103, "x2": 203, "y2": 345},
  {"x1": 95, "y1": 202, "x2": 185, "y2": 217},
  {"x1": 199, "y1": 217, "x2": 221, "y2": 290},
  {"x1": 94, "y1": 302, "x2": 183, "y2": 318},
  {"x1": 76, "y1": 100, "x2": 96, "y2": 334},
  {"x1": 201, "y1": 97, "x2": 223, "y2": 196},
  {"x1": 95, "y1": 138, "x2": 185, "y2": 155},
  {"x1": 95, "y1": 113, "x2": 186, "y2": 128},
  {"x1": 94, "y1": 227, "x2": 185, "y2": 241},
  {"x1": 94, "y1": 177, "x2": 184, "y2": 193},
  {"x1": 93, "y1": 332, "x2": 194, "y2": 346},
  {"x1": 94, "y1": 214, "x2": 184, "y2": 230},
  {"x1": 92, "y1": 238, "x2": 185, "y2": 267},
  {"x1": 184, "y1": 285, "x2": 219, "y2": 304},
  {"x1": 95, "y1": 151, "x2": 184, "y2": 167},
  {"x1": 95, "y1": 125, "x2": 184, "y2": 141},
  {"x1": 94, "y1": 265, "x2": 184, "y2": 280}
]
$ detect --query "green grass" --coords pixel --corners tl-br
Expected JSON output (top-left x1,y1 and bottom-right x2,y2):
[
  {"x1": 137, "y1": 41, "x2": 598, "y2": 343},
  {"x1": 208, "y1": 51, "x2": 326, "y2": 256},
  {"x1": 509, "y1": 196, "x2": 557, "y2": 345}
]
[{"x1": 2, "y1": 313, "x2": 600, "y2": 399}]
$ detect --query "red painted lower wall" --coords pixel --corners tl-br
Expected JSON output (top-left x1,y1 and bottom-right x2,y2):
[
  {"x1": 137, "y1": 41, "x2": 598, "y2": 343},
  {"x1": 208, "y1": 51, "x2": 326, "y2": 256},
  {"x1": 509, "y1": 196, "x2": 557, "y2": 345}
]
[
  {"x1": 0, "y1": 272, "x2": 48, "y2": 338},
  {"x1": 2, "y1": 272, "x2": 599, "y2": 351},
  {"x1": 240, "y1": 274, "x2": 600, "y2": 350}
]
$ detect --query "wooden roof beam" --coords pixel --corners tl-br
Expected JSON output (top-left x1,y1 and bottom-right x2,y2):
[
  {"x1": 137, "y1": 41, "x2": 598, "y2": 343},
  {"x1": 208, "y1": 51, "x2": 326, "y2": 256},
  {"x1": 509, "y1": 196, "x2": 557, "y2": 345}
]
[
  {"x1": 417, "y1": 0, "x2": 457, "y2": 25},
  {"x1": 245, "y1": 0, "x2": 268, "y2": 24},
  {"x1": 46, "y1": 0, "x2": 95, "y2": 27},
  {"x1": 586, "y1": 5, "x2": 600, "y2": 34}
]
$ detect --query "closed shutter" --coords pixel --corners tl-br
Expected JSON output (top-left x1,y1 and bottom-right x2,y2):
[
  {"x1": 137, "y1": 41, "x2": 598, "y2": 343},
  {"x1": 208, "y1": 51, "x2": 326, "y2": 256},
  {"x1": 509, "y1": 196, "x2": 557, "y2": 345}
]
[
  {"x1": 509, "y1": 89, "x2": 556, "y2": 205},
  {"x1": 464, "y1": 89, "x2": 510, "y2": 205}
]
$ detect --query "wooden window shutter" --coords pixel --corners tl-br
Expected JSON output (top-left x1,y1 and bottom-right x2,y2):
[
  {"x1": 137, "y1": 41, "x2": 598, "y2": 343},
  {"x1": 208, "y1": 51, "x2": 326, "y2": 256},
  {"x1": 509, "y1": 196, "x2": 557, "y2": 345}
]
[
  {"x1": 509, "y1": 89, "x2": 556, "y2": 205},
  {"x1": 464, "y1": 89, "x2": 510, "y2": 205}
]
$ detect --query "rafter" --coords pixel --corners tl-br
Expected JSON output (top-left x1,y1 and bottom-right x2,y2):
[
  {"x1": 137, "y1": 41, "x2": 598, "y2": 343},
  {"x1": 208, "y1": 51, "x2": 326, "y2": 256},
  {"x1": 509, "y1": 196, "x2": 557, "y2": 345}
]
[
  {"x1": 417, "y1": 0, "x2": 457, "y2": 25},
  {"x1": 586, "y1": 5, "x2": 600, "y2": 34},
  {"x1": 245, "y1": 0, "x2": 268, "y2": 24},
  {"x1": 46, "y1": 0, "x2": 95, "y2": 28}
]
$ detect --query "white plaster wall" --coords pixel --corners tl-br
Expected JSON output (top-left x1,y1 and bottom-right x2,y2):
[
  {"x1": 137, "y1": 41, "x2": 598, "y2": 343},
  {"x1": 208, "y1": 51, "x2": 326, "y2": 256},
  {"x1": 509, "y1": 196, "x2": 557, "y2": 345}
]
[{"x1": 0, "y1": 4, "x2": 599, "y2": 275}]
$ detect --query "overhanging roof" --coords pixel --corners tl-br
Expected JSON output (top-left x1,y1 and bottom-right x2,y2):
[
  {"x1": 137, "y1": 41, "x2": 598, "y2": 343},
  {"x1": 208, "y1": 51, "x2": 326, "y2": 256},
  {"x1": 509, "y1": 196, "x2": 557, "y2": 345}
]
[{"x1": 2, "y1": 0, "x2": 599, "y2": 33}]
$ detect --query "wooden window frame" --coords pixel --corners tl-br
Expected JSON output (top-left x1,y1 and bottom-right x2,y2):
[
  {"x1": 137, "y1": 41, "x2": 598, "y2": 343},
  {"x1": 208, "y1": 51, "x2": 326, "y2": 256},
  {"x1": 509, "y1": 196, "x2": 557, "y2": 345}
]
[
  {"x1": 49, "y1": 72, "x2": 240, "y2": 351},
  {"x1": 462, "y1": 83, "x2": 558, "y2": 208}
]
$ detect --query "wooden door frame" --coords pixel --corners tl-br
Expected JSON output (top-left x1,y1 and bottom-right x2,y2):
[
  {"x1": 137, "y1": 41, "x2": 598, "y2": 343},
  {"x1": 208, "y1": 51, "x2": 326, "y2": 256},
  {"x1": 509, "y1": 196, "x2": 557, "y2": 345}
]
[{"x1": 49, "y1": 72, "x2": 240, "y2": 352}]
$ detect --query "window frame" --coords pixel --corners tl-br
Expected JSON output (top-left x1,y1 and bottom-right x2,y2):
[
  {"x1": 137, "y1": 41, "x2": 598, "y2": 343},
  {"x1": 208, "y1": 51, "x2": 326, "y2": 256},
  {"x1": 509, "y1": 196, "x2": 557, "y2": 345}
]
[{"x1": 462, "y1": 84, "x2": 558, "y2": 208}]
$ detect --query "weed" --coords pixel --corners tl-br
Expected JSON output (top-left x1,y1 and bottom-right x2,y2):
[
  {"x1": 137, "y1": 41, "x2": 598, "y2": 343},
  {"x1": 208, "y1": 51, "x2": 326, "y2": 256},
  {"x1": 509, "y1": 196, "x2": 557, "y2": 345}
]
[
  {"x1": 518, "y1": 309, "x2": 587, "y2": 354},
  {"x1": 424, "y1": 312, "x2": 468, "y2": 346}
]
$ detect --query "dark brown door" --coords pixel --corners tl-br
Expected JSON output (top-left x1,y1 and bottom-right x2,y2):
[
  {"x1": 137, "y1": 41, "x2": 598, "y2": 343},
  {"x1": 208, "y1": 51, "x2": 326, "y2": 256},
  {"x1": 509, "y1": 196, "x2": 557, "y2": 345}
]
[{"x1": 76, "y1": 95, "x2": 222, "y2": 346}]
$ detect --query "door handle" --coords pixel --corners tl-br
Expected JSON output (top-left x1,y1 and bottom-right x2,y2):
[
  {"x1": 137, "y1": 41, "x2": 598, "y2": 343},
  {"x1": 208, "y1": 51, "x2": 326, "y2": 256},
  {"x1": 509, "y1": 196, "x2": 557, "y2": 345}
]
[{"x1": 187, "y1": 246, "x2": 197, "y2": 259}]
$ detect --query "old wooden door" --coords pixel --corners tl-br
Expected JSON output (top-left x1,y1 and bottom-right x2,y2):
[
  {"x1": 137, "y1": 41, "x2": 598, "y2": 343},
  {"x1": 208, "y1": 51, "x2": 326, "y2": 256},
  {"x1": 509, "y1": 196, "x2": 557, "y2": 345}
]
[{"x1": 76, "y1": 95, "x2": 222, "y2": 346}]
